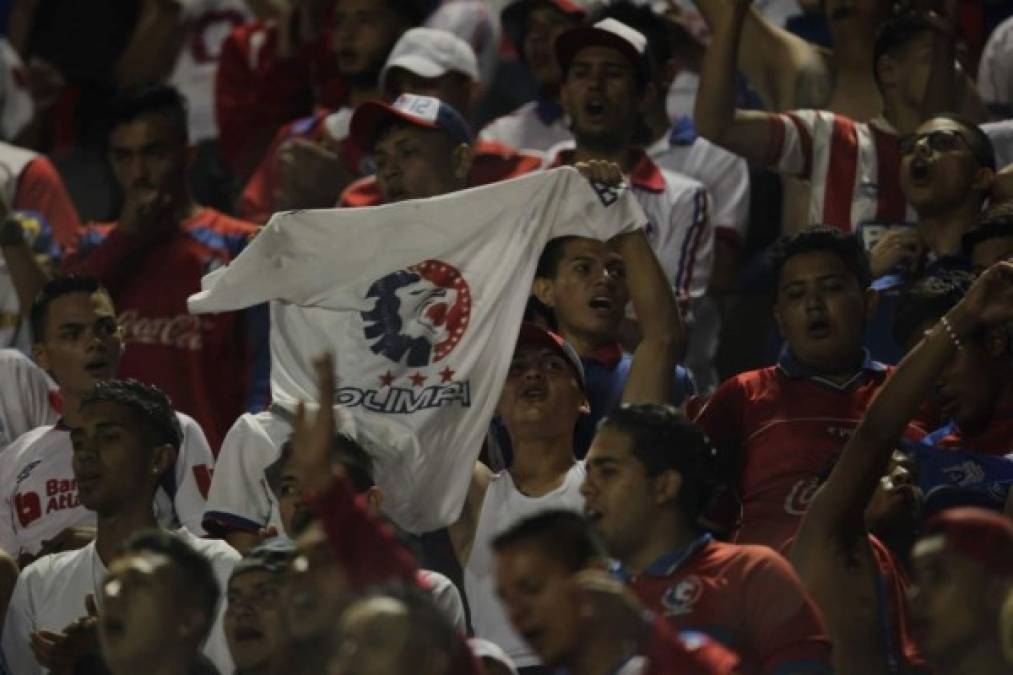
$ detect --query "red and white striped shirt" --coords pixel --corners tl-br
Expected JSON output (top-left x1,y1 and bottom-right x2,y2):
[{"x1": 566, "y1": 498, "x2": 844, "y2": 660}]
[{"x1": 767, "y1": 111, "x2": 914, "y2": 232}]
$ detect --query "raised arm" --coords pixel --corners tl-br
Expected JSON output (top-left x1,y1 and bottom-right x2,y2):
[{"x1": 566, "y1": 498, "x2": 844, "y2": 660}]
[
  {"x1": 693, "y1": 0, "x2": 790, "y2": 167},
  {"x1": 800, "y1": 261, "x2": 1013, "y2": 540},
  {"x1": 689, "y1": 0, "x2": 817, "y2": 110}
]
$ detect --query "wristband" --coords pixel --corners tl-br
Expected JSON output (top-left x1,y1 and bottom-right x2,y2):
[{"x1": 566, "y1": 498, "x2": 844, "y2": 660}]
[{"x1": 939, "y1": 315, "x2": 963, "y2": 350}]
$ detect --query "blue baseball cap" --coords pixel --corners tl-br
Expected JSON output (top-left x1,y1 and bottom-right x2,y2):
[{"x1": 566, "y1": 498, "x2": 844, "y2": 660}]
[{"x1": 350, "y1": 94, "x2": 473, "y2": 152}]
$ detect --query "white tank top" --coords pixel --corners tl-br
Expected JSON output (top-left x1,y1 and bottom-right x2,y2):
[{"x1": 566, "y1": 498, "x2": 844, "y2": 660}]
[{"x1": 463, "y1": 461, "x2": 586, "y2": 668}]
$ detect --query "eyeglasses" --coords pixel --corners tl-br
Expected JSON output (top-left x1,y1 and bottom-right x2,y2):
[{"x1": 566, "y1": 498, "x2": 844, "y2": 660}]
[{"x1": 899, "y1": 129, "x2": 974, "y2": 159}]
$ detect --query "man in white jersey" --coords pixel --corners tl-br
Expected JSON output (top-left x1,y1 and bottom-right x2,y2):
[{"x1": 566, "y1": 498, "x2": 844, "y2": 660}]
[
  {"x1": 545, "y1": 19, "x2": 712, "y2": 301},
  {"x1": 2, "y1": 379, "x2": 239, "y2": 675},
  {"x1": 480, "y1": 0, "x2": 587, "y2": 153},
  {"x1": 695, "y1": 6, "x2": 963, "y2": 234},
  {"x1": 100, "y1": 529, "x2": 230, "y2": 675},
  {"x1": 0, "y1": 276, "x2": 213, "y2": 565},
  {"x1": 449, "y1": 161, "x2": 682, "y2": 670},
  {"x1": 542, "y1": 18, "x2": 713, "y2": 385}
]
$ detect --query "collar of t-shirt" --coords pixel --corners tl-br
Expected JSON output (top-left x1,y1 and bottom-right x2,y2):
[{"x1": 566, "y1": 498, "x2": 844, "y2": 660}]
[
  {"x1": 535, "y1": 96, "x2": 564, "y2": 125},
  {"x1": 776, "y1": 345, "x2": 887, "y2": 389},
  {"x1": 609, "y1": 533, "x2": 713, "y2": 581},
  {"x1": 548, "y1": 145, "x2": 667, "y2": 193},
  {"x1": 584, "y1": 341, "x2": 624, "y2": 369}
]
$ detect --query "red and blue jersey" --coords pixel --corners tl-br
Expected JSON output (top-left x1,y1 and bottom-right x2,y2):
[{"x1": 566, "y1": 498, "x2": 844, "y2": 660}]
[
  {"x1": 612, "y1": 535, "x2": 832, "y2": 675},
  {"x1": 64, "y1": 207, "x2": 269, "y2": 452},
  {"x1": 693, "y1": 348, "x2": 927, "y2": 550}
]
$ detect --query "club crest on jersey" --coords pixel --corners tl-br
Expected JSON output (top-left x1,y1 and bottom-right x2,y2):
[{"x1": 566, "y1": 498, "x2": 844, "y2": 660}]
[
  {"x1": 784, "y1": 477, "x2": 820, "y2": 515},
  {"x1": 361, "y1": 260, "x2": 471, "y2": 367},
  {"x1": 661, "y1": 575, "x2": 703, "y2": 616},
  {"x1": 590, "y1": 181, "x2": 619, "y2": 207}
]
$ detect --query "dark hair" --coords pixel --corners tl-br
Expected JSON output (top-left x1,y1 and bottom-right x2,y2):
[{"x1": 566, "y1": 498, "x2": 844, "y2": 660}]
[
  {"x1": 924, "y1": 112, "x2": 997, "y2": 171},
  {"x1": 535, "y1": 236, "x2": 580, "y2": 279},
  {"x1": 106, "y1": 84, "x2": 189, "y2": 143},
  {"x1": 771, "y1": 226, "x2": 872, "y2": 289},
  {"x1": 892, "y1": 269, "x2": 975, "y2": 349},
  {"x1": 81, "y1": 379, "x2": 182, "y2": 451},
  {"x1": 593, "y1": 1, "x2": 671, "y2": 67},
  {"x1": 29, "y1": 275, "x2": 108, "y2": 343},
  {"x1": 599, "y1": 403, "x2": 721, "y2": 524},
  {"x1": 387, "y1": 0, "x2": 438, "y2": 26},
  {"x1": 963, "y1": 202, "x2": 1013, "y2": 258},
  {"x1": 492, "y1": 510, "x2": 607, "y2": 571},
  {"x1": 270, "y1": 432, "x2": 375, "y2": 497},
  {"x1": 873, "y1": 12, "x2": 935, "y2": 89},
  {"x1": 120, "y1": 529, "x2": 220, "y2": 643}
]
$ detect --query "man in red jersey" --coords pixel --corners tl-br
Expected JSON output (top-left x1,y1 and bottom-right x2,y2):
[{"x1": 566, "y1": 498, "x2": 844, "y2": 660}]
[
  {"x1": 581, "y1": 403, "x2": 832, "y2": 675},
  {"x1": 225, "y1": 0, "x2": 431, "y2": 211},
  {"x1": 65, "y1": 85, "x2": 267, "y2": 451},
  {"x1": 493, "y1": 510, "x2": 740, "y2": 675},
  {"x1": 694, "y1": 227, "x2": 925, "y2": 550}
]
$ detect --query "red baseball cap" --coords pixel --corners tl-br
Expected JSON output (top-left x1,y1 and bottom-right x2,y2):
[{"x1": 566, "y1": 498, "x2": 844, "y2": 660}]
[
  {"x1": 515, "y1": 322, "x2": 585, "y2": 390},
  {"x1": 349, "y1": 94, "x2": 473, "y2": 153}
]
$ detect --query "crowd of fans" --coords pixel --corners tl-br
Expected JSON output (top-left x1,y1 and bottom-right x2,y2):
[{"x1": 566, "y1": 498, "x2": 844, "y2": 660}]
[{"x1": 0, "y1": 0, "x2": 1012, "y2": 673}]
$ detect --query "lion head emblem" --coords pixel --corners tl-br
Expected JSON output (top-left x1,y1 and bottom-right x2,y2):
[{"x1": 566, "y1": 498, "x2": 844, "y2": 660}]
[{"x1": 360, "y1": 260, "x2": 472, "y2": 367}]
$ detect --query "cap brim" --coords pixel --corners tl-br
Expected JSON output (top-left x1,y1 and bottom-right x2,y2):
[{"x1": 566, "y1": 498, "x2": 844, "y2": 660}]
[
  {"x1": 349, "y1": 100, "x2": 442, "y2": 152},
  {"x1": 555, "y1": 25, "x2": 646, "y2": 81},
  {"x1": 380, "y1": 57, "x2": 451, "y2": 94},
  {"x1": 515, "y1": 322, "x2": 585, "y2": 389}
]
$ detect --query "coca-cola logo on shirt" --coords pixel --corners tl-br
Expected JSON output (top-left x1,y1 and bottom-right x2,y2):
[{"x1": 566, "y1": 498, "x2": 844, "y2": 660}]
[
  {"x1": 119, "y1": 310, "x2": 204, "y2": 351},
  {"x1": 784, "y1": 477, "x2": 820, "y2": 516}
]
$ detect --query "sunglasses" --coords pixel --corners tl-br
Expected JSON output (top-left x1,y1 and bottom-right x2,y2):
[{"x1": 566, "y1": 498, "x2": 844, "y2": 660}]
[{"x1": 899, "y1": 129, "x2": 974, "y2": 159}]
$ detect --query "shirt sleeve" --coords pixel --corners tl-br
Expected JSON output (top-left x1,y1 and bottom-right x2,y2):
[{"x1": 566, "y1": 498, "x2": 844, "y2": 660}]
[
  {"x1": 1, "y1": 570, "x2": 41, "y2": 675},
  {"x1": 765, "y1": 110, "x2": 826, "y2": 179},
  {"x1": 692, "y1": 376, "x2": 745, "y2": 469},
  {"x1": 170, "y1": 414, "x2": 215, "y2": 537},
  {"x1": 0, "y1": 351, "x2": 55, "y2": 448},
  {"x1": 742, "y1": 547, "x2": 833, "y2": 673},
  {"x1": 694, "y1": 140, "x2": 750, "y2": 245},
  {"x1": 649, "y1": 182, "x2": 713, "y2": 298},
  {"x1": 203, "y1": 414, "x2": 284, "y2": 536},
  {"x1": 13, "y1": 158, "x2": 82, "y2": 249}
]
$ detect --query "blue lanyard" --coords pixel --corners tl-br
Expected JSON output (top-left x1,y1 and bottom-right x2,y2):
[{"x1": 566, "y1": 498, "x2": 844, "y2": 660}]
[{"x1": 919, "y1": 422, "x2": 957, "y2": 448}]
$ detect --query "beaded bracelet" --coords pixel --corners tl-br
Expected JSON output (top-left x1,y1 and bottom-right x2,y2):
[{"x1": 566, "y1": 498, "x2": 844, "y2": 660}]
[{"x1": 939, "y1": 315, "x2": 963, "y2": 350}]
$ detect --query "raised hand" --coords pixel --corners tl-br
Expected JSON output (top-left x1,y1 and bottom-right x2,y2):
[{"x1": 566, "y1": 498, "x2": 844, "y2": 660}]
[
  {"x1": 951, "y1": 260, "x2": 1013, "y2": 332},
  {"x1": 276, "y1": 137, "x2": 354, "y2": 211},
  {"x1": 289, "y1": 353, "x2": 339, "y2": 494},
  {"x1": 574, "y1": 160, "x2": 624, "y2": 188},
  {"x1": 869, "y1": 228, "x2": 924, "y2": 278}
]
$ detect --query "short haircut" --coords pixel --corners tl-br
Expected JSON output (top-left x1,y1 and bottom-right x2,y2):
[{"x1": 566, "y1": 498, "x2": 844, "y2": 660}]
[
  {"x1": 598, "y1": 404, "x2": 721, "y2": 524},
  {"x1": 120, "y1": 529, "x2": 220, "y2": 642},
  {"x1": 81, "y1": 379, "x2": 182, "y2": 452},
  {"x1": 892, "y1": 269, "x2": 975, "y2": 349},
  {"x1": 492, "y1": 510, "x2": 606, "y2": 572},
  {"x1": 771, "y1": 226, "x2": 872, "y2": 290},
  {"x1": 535, "y1": 236, "x2": 580, "y2": 279},
  {"x1": 29, "y1": 275, "x2": 108, "y2": 343},
  {"x1": 106, "y1": 84, "x2": 189, "y2": 143},
  {"x1": 593, "y1": 1, "x2": 671, "y2": 66},
  {"x1": 926, "y1": 112, "x2": 997, "y2": 171},
  {"x1": 873, "y1": 12, "x2": 935, "y2": 88},
  {"x1": 963, "y1": 201, "x2": 1013, "y2": 258}
]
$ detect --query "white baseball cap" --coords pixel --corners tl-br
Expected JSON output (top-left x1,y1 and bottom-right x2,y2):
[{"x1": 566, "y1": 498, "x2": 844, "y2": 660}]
[
  {"x1": 380, "y1": 28, "x2": 480, "y2": 95},
  {"x1": 555, "y1": 17, "x2": 650, "y2": 82}
]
